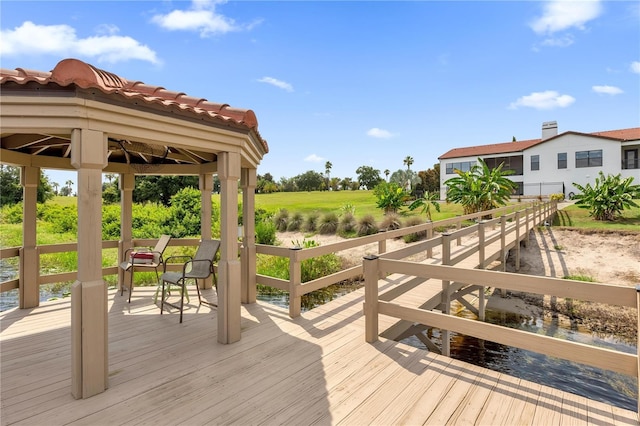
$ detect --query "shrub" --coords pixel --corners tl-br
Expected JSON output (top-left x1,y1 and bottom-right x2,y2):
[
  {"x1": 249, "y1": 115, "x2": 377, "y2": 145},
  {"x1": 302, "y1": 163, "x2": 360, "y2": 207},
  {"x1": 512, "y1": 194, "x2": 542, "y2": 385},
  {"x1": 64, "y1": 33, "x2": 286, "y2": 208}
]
[
  {"x1": 340, "y1": 203, "x2": 356, "y2": 216},
  {"x1": 573, "y1": 172, "x2": 640, "y2": 221},
  {"x1": 274, "y1": 209, "x2": 289, "y2": 232},
  {"x1": 379, "y1": 212, "x2": 402, "y2": 231},
  {"x1": 0, "y1": 203, "x2": 23, "y2": 224},
  {"x1": 303, "y1": 212, "x2": 319, "y2": 233},
  {"x1": 550, "y1": 193, "x2": 565, "y2": 201},
  {"x1": 255, "y1": 220, "x2": 276, "y2": 245},
  {"x1": 337, "y1": 212, "x2": 356, "y2": 236},
  {"x1": 403, "y1": 216, "x2": 426, "y2": 243},
  {"x1": 357, "y1": 214, "x2": 378, "y2": 236},
  {"x1": 373, "y1": 181, "x2": 409, "y2": 214},
  {"x1": 287, "y1": 212, "x2": 304, "y2": 232},
  {"x1": 318, "y1": 212, "x2": 339, "y2": 235}
]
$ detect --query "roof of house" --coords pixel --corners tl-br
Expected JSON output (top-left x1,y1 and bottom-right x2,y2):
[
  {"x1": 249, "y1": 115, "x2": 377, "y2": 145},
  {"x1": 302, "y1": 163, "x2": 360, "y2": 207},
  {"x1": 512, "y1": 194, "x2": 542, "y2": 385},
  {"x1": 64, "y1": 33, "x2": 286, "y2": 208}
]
[
  {"x1": 0, "y1": 58, "x2": 268, "y2": 153},
  {"x1": 438, "y1": 127, "x2": 640, "y2": 160}
]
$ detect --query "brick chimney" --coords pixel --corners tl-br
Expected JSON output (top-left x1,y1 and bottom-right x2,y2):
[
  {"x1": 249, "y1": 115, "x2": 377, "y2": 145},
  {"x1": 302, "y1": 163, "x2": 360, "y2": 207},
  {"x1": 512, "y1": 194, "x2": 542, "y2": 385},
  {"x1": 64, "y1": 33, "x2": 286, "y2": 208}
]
[{"x1": 542, "y1": 121, "x2": 558, "y2": 140}]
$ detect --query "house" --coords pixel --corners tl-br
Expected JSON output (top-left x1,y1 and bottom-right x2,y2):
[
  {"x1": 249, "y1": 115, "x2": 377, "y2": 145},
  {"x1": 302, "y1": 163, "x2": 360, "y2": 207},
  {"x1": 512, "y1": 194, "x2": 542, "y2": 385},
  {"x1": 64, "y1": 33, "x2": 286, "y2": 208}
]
[{"x1": 438, "y1": 121, "x2": 640, "y2": 197}]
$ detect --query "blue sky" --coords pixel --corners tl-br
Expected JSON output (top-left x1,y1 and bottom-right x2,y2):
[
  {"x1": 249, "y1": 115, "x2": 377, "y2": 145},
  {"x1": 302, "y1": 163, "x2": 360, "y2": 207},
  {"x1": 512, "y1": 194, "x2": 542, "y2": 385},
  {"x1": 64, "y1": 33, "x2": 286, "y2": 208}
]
[{"x1": 2, "y1": 0, "x2": 639, "y2": 191}]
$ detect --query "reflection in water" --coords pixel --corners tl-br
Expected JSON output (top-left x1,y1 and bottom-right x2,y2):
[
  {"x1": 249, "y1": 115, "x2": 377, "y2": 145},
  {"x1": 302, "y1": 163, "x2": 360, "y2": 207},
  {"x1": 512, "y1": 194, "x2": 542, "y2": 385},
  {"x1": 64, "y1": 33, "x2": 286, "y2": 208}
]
[{"x1": 403, "y1": 308, "x2": 637, "y2": 412}]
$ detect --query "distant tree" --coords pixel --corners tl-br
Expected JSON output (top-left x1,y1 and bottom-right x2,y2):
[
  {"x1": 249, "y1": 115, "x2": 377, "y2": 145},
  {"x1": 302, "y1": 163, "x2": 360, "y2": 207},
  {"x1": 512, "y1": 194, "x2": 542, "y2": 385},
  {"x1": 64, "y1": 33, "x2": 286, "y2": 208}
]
[
  {"x1": 340, "y1": 177, "x2": 353, "y2": 191},
  {"x1": 355, "y1": 165, "x2": 382, "y2": 190},
  {"x1": 64, "y1": 179, "x2": 74, "y2": 196},
  {"x1": 384, "y1": 169, "x2": 390, "y2": 181},
  {"x1": 52, "y1": 181, "x2": 59, "y2": 195},
  {"x1": 0, "y1": 166, "x2": 54, "y2": 205},
  {"x1": 295, "y1": 170, "x2": 325, "y2": 191},
  {"x1": 134, "y1": 175, "x2": 198, "y2": 206},
  {"x1": 325, "y1": 161, "x2": 332, "y2": 190},
  {"x1": 403, "y1": 156, "x2": 414, "y2": 171},
  {"x1": 418, "y1": 164, "x2": 440, "y2": 193},
  {"x1": 390, "y1": 169, "x2": 419, "y2": 192},
  {"x1": 279, "y1": 177, "x2": 297, "y2": 192},
  {"x1": 102, "y1": 175, "x2": 120, "y2": 204},
  {"x1": 59, "y1": 185, "x2": 73, "y2": 197}
]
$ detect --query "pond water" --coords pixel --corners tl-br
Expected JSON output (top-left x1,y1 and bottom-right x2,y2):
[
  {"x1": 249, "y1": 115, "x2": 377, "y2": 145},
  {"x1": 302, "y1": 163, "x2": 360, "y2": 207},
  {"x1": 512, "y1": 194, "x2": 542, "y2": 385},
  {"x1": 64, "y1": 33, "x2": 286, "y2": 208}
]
[{"x1": 1, "y1": 277, "x2": 635, "y2": 412}]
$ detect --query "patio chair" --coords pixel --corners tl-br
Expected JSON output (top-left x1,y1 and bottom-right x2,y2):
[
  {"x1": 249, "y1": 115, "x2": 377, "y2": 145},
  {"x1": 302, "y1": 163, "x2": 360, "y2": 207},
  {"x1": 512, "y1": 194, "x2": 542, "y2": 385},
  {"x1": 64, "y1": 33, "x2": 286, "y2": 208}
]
[
  {"x1": 119, "y1": 234, "x2": 172, "y2": 303},
  {"x1": 159, "y1": 239, "x2": 220, "y2": 323}
]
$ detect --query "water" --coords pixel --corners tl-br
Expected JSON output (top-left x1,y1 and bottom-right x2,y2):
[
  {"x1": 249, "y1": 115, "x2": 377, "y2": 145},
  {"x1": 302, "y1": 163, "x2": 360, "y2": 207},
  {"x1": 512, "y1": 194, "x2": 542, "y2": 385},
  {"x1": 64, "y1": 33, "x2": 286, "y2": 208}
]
[{"x1": 401, "y1": 307, "x2": 637, "y2": 412}]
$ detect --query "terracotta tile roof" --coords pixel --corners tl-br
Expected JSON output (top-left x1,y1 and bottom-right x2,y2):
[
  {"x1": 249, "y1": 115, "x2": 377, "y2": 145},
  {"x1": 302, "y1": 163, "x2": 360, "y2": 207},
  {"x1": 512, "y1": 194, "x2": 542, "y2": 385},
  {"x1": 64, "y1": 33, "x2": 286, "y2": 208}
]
[
  {"x1": 439, "y1": 127, "x2": 640, "y2": 160},
  {"x1": 0, "y1": 58, "x2": 268, "y2": 153}
]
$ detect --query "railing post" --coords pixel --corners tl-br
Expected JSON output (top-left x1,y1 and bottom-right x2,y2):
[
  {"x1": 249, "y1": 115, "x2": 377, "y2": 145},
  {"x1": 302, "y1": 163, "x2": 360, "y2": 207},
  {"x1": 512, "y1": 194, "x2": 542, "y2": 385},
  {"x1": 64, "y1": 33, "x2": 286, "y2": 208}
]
[
  {"x1": 514, "y1": 210, "x2": 521, "y2": 272},
  {"x1": 636, "y1": 285, "x2": 640, "y2": 420},
  {"x1": 478, "y1": 221, "x2": 486, "y2": 269},
  {"x1": 455, "y1": 215, "x2": 462, "y2": 246},
  {"x1": 364, "y1": 255, "x2": 380, "y2": 343},
  {"x1": 441, "y1": 232, "x2": 452, "y2": 357},
  {"x1": 500, "y1": 215, "x2": 507, "y2": 272},
  {"x1": 378, "y1": 234, "x2": 387, "y2": 279},
  {"x1": 426, "y1": 221, "x2": 433, "y2": 258},
  {"x1": 525, "y1": 207, "x2": 531, "y2": 247},
  {"x1": 289, "y1": 246, "x2": 302, "y2": 318}
]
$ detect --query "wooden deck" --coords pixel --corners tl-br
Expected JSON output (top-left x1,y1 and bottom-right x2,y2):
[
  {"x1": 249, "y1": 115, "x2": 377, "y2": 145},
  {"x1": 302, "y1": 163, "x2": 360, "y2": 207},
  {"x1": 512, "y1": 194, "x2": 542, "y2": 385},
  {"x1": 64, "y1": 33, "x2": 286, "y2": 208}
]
[{"x1": 1, "y1": 285, "x2": 636, "y2": 425}]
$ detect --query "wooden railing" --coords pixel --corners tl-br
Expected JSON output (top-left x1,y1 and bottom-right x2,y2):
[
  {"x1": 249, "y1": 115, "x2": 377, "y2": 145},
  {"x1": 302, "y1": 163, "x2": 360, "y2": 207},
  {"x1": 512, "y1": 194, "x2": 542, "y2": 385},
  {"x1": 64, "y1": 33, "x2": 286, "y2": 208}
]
[
  {"x1": 256, "y1": 201, "x2": 554, "y2": 317},
  {"x1": 362, "y1": 257, "x2": 639, "y2": 414},
  {"x1": 0, "y1": 238, "x2": 202, "y2": 294}
]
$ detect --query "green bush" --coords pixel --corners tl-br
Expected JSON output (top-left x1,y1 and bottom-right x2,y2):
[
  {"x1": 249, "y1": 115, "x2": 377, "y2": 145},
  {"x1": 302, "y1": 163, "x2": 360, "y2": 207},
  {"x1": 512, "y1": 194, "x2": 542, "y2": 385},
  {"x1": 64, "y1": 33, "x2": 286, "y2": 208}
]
[
  {"x1": 318, "y1": 212, "x2": 339, "y2": 235},
  {"x1": 550, "y1": 193, "x2": 565, "y2": 201},
  {"x1": 287, "y1": 212, "x2": 304, "y2": 232},
  {"x1": 304, "y1": 212, "x2": 319, "y2": 233},
  {"x1": 357, "y1": 214, "x2": 378, "y2": 236},
  {"x1": 403, "y1": 216, "x2": 426, "y2": 243},
  {"x1": 573, "y1": 172, "x2": 640, "y2": 221},
  {"x1": 379, "y1": 212, "x2": 402, "y2": 231},
  {"x1": 337, "y1": 212, "x2": 356, "y2": 236},
  {"x1": 274, "y1": 209, "x2": 289, "y2": 232},
  {"x1": 102, "y1": 204, "x2": 121, "y2": 240},
  {"x1": 0, "y1": 203, "x2": 23, "y2": 224},
  {"x1": 256, "y1": 220, "x2": 276, "y2": 245},
  {"x1": 373, "y1": 182, "x2": 409, "y2": 214}
]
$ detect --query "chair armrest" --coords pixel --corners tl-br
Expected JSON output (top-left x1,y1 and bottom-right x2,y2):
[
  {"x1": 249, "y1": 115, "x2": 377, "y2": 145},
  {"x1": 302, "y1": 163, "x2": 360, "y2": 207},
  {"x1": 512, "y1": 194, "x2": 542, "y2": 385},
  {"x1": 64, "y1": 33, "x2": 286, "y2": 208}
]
[{"x1": 163, "y1": 255, "x2": 193, "y2": 272}]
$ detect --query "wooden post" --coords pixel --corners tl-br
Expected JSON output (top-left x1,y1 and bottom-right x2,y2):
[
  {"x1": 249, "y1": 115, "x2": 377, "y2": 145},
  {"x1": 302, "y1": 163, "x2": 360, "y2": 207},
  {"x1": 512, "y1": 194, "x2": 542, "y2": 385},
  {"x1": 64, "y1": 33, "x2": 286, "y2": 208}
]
[
  {"x1": 19, "y1": 166, "x2": 40, "y2": 308},
  {"x1": 441, "y1": 232, "x2": 452, "y2": 357},
  {"x1": 378, "y1": 236, "x2": 387, "y2": 279},
  {"x1": 478, "y1": 221, "x2": 486, "y2": 269},
  {"x1": 289, "y1": 247, "x2": 302, "y2": 318},
  {"x1": 217, "y1": 151, "x2": 241, "y2": 344},
  {"x1": 364, "y1": 255, "x2": 380, "y2": 343},
  {"x1": 455, "y1": 215, "x2": 462, "y2": 246},
  {"x1": 636, "y1": 285, "x2": 640, "y2": 421},
  {"x1": 200, "y1": 172, "x2": 213, "y2": 290},
  {"x1": 426, "y1": 221, "x2": 433, "y2": 258},
  {"x1": 241, "y1": 168, "x2": 257, "y2": 304},
  {"x1": 118, "y1": 174, "x2": 134, "y2": 293},
  {"x1": 500, "y1": 216, "x2": 507, "y2": 272},
  {"x1": 70, "y1": 128, "x2": 108, "y2": 399},
  {"x1": 524, "y1": 207, "x2": 531, "y2": 247}
]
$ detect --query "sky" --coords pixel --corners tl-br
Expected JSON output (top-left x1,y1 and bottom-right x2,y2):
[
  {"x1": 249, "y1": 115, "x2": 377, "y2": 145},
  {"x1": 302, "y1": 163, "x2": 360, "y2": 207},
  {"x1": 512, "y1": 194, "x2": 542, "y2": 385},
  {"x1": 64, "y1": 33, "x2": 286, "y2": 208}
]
[{"x1": 1, "y1": 0, "x2": 639, "y2": 192}]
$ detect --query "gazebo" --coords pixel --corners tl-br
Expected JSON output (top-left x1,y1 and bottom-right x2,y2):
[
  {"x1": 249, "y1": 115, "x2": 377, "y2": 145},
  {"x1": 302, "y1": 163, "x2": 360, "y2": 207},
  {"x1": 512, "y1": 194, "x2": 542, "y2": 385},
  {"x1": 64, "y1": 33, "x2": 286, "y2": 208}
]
[{"x1": 0, "y1": 58, "x2": 269, "y2": 398}]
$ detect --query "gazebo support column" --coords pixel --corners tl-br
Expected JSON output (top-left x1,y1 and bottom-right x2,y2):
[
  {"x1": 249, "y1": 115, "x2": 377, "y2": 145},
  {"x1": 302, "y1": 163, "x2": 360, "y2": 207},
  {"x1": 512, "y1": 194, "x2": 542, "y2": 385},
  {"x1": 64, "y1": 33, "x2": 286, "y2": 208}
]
[
  {"x1": 241, "y1": 168, "x2": 257, "y2": 304},
  {"x1": 217, "y1": 152, "x2": 241, "y2": 344},
  {"x1": 118, "y1": 173, "x2": 134, "y2": 292},
  {"x1": 200, "y1": 172, "x2": 213, "y2": 289},
  {"x1": 70, "y1": 129, "x2": 108, "y2": 399},
  {"x1": 19, "y1": 166, "x2": 40, "y2": 308}
]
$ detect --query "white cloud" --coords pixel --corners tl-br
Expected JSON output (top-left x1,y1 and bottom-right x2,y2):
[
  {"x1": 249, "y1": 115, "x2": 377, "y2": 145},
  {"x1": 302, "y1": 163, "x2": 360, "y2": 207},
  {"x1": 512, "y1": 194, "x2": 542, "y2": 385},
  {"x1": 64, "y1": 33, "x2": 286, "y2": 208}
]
[
  {"x1": 592, "y1": 85, "x2": 623, "y2": 95},
  {"x1": 257, "y1": 77, "x2": 293, "y2": 92},
  {"x1": 631, "y1": 61, "x2": 640, "y2": 74},
  {"x1": 151, "y1": 0, "x2": 259, "y2": 37},
  {"x1": 530, "y1": 0, "x2": 602, "y2": 35},
  {"x1": 0, "y1": 21, "x2": 159, "y2": 64},
  {"x1": 367, "y1": 128, "x2": 394, "y2": 139},
  {"x1": 540, "y1": 34, "x2": 574, "y2": 48},
  {"x1": 304, "y1": 154, "x2": 324, "y2": 163},
  {"x1": 509, "y1": 90, "x2": 575, "y2": 110}
]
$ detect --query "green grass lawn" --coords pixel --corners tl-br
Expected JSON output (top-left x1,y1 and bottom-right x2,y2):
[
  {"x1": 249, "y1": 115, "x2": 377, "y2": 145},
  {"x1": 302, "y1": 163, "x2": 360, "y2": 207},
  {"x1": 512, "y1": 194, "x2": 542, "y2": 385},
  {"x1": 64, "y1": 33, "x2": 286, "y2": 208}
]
[{"x1": 554, "y1": 201, "x2": 640, "y2": 232}]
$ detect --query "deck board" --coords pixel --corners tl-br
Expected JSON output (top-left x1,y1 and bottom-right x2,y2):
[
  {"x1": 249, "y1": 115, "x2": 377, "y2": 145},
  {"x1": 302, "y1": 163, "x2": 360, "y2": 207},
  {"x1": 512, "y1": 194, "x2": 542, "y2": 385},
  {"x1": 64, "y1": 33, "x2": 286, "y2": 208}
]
[{"x1": 1, "y1": 286, "x2": 636, "y2": 425}]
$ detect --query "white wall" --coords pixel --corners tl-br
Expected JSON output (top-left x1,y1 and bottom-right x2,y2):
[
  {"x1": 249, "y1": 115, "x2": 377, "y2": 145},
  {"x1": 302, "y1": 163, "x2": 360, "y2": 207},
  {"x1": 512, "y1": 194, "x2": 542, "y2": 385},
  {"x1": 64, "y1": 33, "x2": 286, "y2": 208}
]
[{"x1": 524, "y1": 134, "x2": 624, "y2": 197}]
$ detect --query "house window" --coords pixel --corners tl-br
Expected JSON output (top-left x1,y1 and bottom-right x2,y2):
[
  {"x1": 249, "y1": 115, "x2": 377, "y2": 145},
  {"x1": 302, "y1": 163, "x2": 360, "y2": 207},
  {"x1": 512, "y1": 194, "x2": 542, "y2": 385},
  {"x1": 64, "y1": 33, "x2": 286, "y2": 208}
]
[
  {"x1": 531, "y1": 155, "x2": 539, "y2": 171},
  {"x1": 558, "y1": 152, "x2": 567, "y2": 169},
  {"x1": 575, "y1": 150, "x2": 602, "y2": 168},
  {"x1": 445, "y1": 161, "x2": 475, "y2": 174}
]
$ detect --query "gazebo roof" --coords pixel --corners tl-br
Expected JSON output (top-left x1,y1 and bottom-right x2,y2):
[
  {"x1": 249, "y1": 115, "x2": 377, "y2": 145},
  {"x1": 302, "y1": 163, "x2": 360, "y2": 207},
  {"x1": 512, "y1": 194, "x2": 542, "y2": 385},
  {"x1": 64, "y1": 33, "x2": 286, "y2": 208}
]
[{"x1": 0, "y1": 58, "x2": 268, "y2": 168}]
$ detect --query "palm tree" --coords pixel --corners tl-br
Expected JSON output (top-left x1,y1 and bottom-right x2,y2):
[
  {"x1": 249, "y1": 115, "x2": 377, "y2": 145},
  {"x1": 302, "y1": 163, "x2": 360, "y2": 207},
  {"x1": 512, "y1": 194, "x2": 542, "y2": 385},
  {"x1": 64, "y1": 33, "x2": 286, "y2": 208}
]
[
  {"x1": 325, "y1": 161, "x2": 332, "y2": 190},
  {"x1": 444, "y1": 158, "x2": 517, "y2": 214},
  {"x1": 403, "y1": 156, "x2": 414, "y2": 171},
  {"x1": 65, "y1": 180, "x2": 74, "y2": 196},
  {"x1": 408, "y1": 191, "x2": 441, "y2": 221},
  {"x1": 52, "y1": 182, "x2": 59, "y2": 195},
  {"x1": 384, "y1": 169, "x2": 390, "y2": 181}
]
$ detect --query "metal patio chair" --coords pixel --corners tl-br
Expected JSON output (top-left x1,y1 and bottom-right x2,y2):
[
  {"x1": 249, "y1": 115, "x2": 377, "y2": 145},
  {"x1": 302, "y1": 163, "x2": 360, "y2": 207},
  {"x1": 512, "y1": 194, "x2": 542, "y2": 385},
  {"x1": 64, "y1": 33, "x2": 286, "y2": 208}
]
[
  {"x1": 159, "y1": 239, "x2": 220, "y2": 323},
  {"x1": 119, "y1": 234, "x2": 172, "y2": 303}
]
